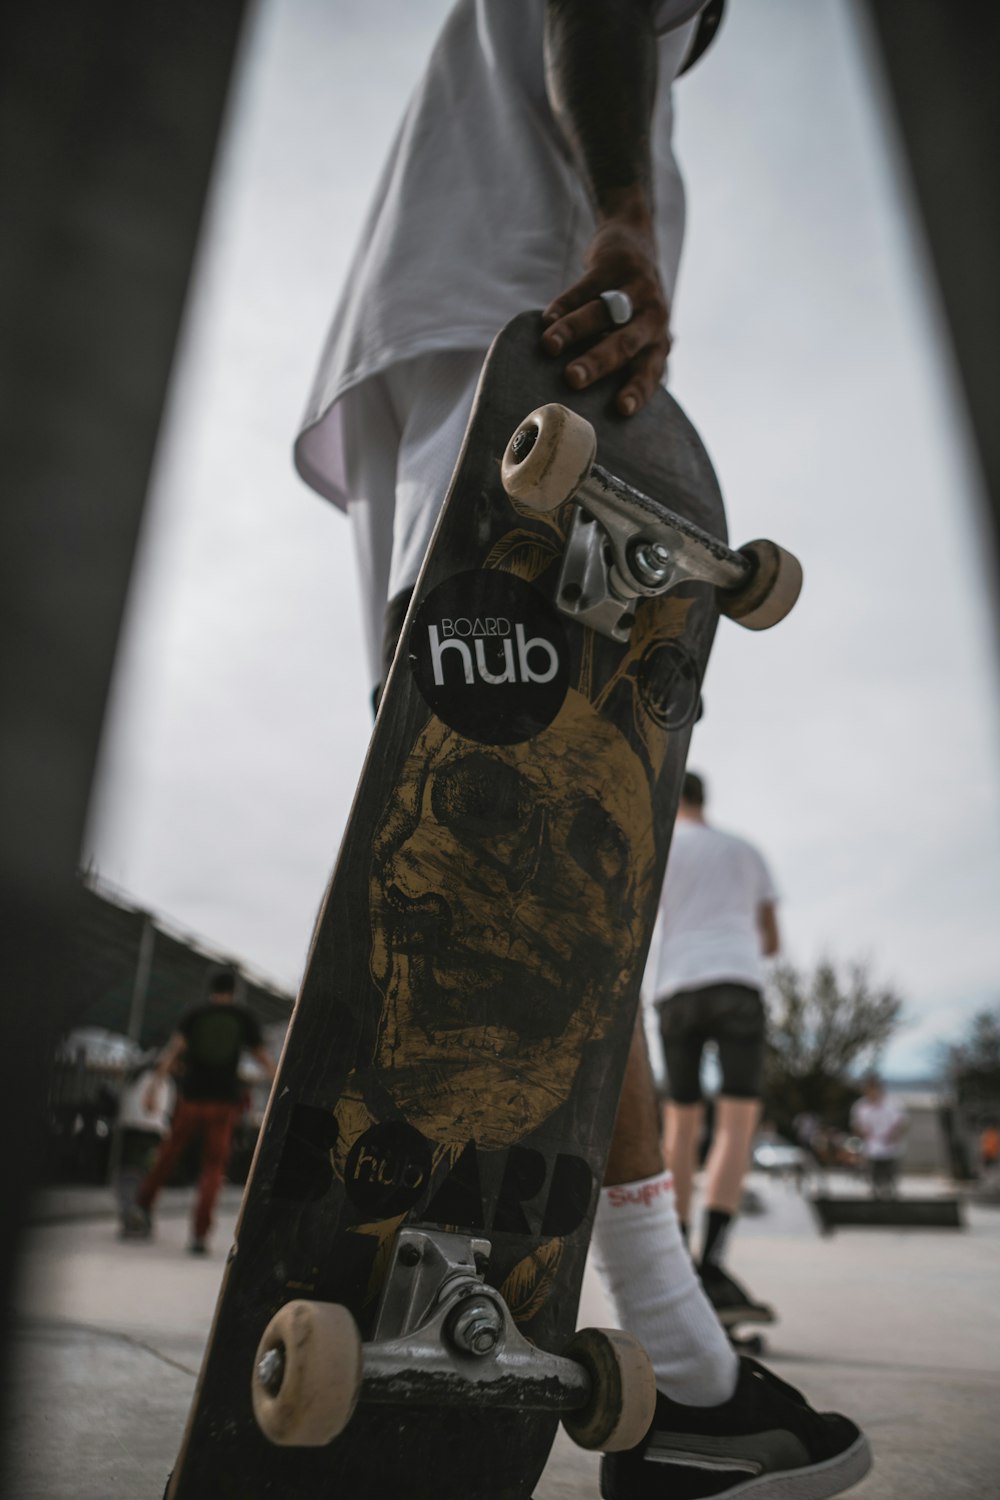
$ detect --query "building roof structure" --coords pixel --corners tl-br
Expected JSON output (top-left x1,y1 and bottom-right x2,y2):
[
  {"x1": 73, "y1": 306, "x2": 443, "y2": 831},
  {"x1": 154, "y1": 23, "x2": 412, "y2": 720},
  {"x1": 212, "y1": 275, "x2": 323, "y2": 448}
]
[{"x1": 66, "y1": 874, "x2": 294, "y2": 1050}]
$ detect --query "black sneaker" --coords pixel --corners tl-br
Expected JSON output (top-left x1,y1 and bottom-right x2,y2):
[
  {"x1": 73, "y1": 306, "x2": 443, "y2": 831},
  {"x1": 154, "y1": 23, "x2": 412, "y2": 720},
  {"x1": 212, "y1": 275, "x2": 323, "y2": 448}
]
[
  {"x1": 188, "y1": 1238, "x2": 208, "y2": 1256},
  {"x1": 601, "y1": 1357, "x2": 871, "y2": 1500},
  {"x1": 701, "y1": 1265, "x2": 775, "y2": 1329}
]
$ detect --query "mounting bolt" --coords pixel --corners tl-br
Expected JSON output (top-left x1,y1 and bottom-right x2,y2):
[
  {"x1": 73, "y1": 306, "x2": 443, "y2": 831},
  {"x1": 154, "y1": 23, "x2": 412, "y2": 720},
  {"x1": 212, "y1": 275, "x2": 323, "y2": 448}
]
[
  {"x1": 449, "y1": 1297, "x2": 503, "y2": 1357},
  {"x1": 510, "y1": 423, "x2": 539, "y2": 464},
  {"x1": 257, "y1": 1344, "x2": 286, "y2": 1397},
  {"x1": 399, "y1": 1244, "x2": 422, "y2": 1267},
  {"x1": 629, "y1": 540, "x2": 672, "y2": 586}
]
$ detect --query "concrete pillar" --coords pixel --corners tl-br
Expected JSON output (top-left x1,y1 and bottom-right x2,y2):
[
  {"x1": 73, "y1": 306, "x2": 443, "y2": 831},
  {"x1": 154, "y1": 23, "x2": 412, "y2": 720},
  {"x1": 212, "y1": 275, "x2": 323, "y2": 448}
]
[{"x1": 126, "y1": 915, "x2": 156, "y2": 1047}]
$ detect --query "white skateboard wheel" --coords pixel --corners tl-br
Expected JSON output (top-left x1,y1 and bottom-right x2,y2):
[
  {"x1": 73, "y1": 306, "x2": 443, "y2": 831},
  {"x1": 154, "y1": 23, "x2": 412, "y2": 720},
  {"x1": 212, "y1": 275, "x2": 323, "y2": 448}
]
[
  {"x1": 560, "y1": 1326, "x2": 657, "y2": 1453},
  {"x1": 252, "y1": 1299, "x2": 362, "y2": 1447},
  {"x1": 720, "y1": 539, "x2": 803, "y2": 629},
  {"x1": 501, "y1": 404, "x2": 597, "y2": 512}
]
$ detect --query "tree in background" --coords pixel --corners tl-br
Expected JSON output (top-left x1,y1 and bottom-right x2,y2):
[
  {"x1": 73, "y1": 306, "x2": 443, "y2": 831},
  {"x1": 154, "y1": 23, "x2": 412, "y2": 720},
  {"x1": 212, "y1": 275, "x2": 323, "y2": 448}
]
[
  {"x1": 763, "y1": 958, "x2": 904, "y2": 1137},
  {"x1": 943, "y1": 1005, "x2": 1000, "y2": 1114}
]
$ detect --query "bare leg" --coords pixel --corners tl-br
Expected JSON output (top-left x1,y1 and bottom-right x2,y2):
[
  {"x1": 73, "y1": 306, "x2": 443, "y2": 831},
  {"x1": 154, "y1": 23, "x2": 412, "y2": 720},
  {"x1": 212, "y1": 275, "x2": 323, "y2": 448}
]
[
  {"x1": 603, "y1": 1017, "x2": 664, "y2": 1186},
  {"x1": 662, "y1": 1100, "x2": 704, "y2": 1226},
  {"x1": 703, "y1": 1096, "x2": 761, "y2": 1214}
]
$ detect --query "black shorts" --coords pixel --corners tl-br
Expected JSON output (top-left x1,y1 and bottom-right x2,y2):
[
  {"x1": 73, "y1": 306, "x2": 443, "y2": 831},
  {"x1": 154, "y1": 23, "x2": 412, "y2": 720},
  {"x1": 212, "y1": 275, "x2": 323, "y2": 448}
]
[{"x1": 657, "y1": 982, "x2": 766, "y2": 1104}]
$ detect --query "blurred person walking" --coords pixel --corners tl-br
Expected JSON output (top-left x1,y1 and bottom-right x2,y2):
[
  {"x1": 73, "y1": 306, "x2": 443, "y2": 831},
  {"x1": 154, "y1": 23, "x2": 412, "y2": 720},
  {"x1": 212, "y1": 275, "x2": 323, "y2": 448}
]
[
  {"x1": 123, "y1": 970, "x2": 276, "y2": 1252},
  {"x1": 646, "y1": 771, "x2": 779, "y2": 1330}
]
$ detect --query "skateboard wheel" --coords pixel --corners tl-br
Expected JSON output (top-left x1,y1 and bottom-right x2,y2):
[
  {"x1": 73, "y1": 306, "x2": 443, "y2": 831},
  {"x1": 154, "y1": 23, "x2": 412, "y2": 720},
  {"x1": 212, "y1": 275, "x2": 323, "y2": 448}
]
[
  {"x1": 560, "y1": 1327, "x2": 656, "y2": 1453},
  {"x1": 252, "y1": 1299, "x2": 362, "y2": 1447},
  {"x1": 718, "y1": 539, "x2": 803, "y2": 630},
  {"x1": 501, "y1": 404, "x2": 597, "y2": 512}
]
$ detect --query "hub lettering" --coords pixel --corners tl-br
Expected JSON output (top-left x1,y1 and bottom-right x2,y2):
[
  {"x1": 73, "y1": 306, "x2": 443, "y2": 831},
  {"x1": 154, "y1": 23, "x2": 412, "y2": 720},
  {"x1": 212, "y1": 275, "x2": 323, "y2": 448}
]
[{"x1": 427, "y1": 622, "x2": 560, "y2": 688}]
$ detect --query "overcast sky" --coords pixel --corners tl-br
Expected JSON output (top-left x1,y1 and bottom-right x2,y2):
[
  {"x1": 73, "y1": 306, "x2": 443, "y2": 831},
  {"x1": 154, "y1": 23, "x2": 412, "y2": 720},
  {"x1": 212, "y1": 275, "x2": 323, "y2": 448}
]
[{"x1": 87, "y1": 0, "x2": 999, "y2": 1079}]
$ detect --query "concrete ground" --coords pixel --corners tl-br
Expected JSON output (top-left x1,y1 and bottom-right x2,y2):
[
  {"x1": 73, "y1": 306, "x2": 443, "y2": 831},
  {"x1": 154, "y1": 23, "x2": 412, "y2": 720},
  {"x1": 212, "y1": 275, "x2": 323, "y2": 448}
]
[{"x1": 4, "y1": 1173, "x2": 999, "y2": 1499}]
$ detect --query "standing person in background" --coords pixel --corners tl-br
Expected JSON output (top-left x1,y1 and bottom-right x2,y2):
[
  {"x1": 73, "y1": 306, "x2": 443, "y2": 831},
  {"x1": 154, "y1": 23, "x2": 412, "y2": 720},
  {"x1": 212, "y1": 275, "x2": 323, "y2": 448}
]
[
  {"x1": 124, "y1": 970, "x2": 276, "y2": 1253},
  {"x1": 850, "y1": 1074, "x2": 907, "y2": 1199},
  {"x1": 980, "y1": 1119, "x2": 1000, "y2": 1180},
  {"x1": 114, "y1": 1050, "x2": 176, "y2": 1229},
  {"x1": 647, "y1": 771, "x2": 780, "y2": 1332}
]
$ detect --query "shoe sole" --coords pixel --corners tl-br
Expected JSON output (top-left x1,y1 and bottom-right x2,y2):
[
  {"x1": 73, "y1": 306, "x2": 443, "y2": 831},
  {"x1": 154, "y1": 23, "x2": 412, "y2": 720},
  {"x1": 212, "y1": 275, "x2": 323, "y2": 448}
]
[
  {"x1": 716, "y1": 1305, "x2": 776, "y2": 1329},
  {"x1": 683, "y1": 1432, "x2": 872, "y2": 1500}
]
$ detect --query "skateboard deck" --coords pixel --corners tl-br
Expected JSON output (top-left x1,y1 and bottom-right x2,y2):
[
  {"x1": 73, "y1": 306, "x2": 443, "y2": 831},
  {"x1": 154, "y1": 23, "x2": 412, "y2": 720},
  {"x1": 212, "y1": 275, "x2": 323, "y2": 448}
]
[{"x1": 165, "y1": 311, "x2": 795, "y2": 1500}]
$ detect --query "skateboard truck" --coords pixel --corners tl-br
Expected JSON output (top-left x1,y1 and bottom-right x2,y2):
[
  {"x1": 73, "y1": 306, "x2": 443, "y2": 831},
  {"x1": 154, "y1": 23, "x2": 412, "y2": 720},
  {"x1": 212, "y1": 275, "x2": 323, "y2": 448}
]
[
  {"x1": 501, "y1": 404, "x2": 802, "y2": 643},
  {"x1": 252, "y1": 1227, "x2": 655, "y2": 1454}
]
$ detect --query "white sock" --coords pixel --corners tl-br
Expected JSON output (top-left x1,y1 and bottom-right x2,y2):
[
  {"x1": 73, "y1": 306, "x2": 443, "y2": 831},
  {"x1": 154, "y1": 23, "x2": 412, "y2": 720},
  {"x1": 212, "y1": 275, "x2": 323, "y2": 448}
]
[{"x1": 590, "y1": 1170, "x2": 739, "y2": 1407}]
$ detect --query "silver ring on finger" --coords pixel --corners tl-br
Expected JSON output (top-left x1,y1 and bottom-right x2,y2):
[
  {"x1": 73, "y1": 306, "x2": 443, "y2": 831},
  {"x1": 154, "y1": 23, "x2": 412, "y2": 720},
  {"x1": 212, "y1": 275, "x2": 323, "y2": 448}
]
[{"x1": 600, "y1": 289, "x2": 634, "y2": 327}]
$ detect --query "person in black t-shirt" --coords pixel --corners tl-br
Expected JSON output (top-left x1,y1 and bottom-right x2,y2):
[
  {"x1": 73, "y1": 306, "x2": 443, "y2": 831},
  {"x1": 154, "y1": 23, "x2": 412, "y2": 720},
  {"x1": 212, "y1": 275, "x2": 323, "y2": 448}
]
[{"x1": 124, "y1": 970, "x2": 276, "y2": 1253}]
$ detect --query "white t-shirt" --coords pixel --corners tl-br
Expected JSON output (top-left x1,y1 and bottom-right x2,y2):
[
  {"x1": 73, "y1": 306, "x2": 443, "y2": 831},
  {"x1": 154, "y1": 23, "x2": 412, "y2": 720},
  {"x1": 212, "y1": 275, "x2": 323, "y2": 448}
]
[
  {"x1": 295, "y1": 0, "x2": 707, "y2": 508},
  {"x1": 644, "y1": 820, "x2": 778, "y2": 1000},
  {"x1": 850, "y1": 1095, "x2": 907, "y2": 1160}
]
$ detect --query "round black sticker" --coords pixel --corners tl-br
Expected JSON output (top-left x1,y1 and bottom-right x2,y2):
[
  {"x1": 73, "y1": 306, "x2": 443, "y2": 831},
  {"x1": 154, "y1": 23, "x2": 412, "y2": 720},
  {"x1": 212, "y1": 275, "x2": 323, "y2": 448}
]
[
  {"x1": 636, "y1": 639, "x2": 702, "y2": 732},
  {"x1": 410, "y1": 571, "x2": 570, "y2": 744}
]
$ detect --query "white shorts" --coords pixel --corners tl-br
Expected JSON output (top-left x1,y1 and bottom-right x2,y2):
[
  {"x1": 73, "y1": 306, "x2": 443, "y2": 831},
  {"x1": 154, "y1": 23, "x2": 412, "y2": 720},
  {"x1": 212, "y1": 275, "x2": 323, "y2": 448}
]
[{"x1": 332, "y1": 349, "x2": 487, "y2": 690}]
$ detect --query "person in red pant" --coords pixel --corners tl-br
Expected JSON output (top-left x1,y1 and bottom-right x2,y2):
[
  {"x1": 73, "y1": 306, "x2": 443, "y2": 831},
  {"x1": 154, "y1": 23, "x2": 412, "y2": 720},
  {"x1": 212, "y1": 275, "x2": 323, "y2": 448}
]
[{"x1": 124, "y1": 970, "x2": 276, "y2": 1253}]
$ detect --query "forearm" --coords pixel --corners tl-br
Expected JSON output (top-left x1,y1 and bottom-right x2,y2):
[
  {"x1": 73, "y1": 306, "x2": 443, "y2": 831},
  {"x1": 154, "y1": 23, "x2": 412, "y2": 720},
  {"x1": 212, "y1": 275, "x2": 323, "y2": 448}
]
[
  {"x1": 758, "y1": 903, "x2": 780, "y2": 958},
  {"x1": 544, "y1": 0, "x2": 658, "y2": 222},
  {"x1": 153, "y1": 1036, "x2": 184, "y2": 1080},
  {"x1": 253, "y1": 1046, "x2": 277, "y2": 1080},
  {"x1": 143, "y1": 1037, "x2": 183, "y2": 1110},
  {"x1": 541, "y1": 0, "x2": 671, "y2": 416}
]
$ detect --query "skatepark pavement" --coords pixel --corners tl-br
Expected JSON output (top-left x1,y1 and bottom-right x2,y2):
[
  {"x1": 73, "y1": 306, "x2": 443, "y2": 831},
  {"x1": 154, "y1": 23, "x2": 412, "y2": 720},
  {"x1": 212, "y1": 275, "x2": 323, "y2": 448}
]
[{"x1": 5, "y1": 1173, "x2": 998, "y2": 1499}]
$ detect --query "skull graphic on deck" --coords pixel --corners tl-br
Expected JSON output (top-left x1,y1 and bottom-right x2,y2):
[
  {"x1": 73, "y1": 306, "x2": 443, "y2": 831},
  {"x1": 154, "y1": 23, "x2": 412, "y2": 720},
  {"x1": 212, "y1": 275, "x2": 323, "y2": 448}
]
[{"x1": 369, "y1": 688, "x2": 655, "y2": 1149}]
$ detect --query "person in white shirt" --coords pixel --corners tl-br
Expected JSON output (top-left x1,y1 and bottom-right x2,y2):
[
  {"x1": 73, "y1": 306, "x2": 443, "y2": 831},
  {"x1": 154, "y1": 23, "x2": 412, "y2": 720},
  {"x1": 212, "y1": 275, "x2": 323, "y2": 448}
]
[
  {"x1": 295, "y1": 6, "x2": 870, "y2": 1496},
  {"x1": 296, "y1": 0, "x2": 702, "y2": 704},
  {"x1": 647, "y1": 770, "x2": 779, "y2": 1327},
  {"x1": 114, "y1": 1055, "x2": 176, "y2": 1226},
  {"x1": 850, "y1": 1074, "x2": 908, "y2": 1198}
]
